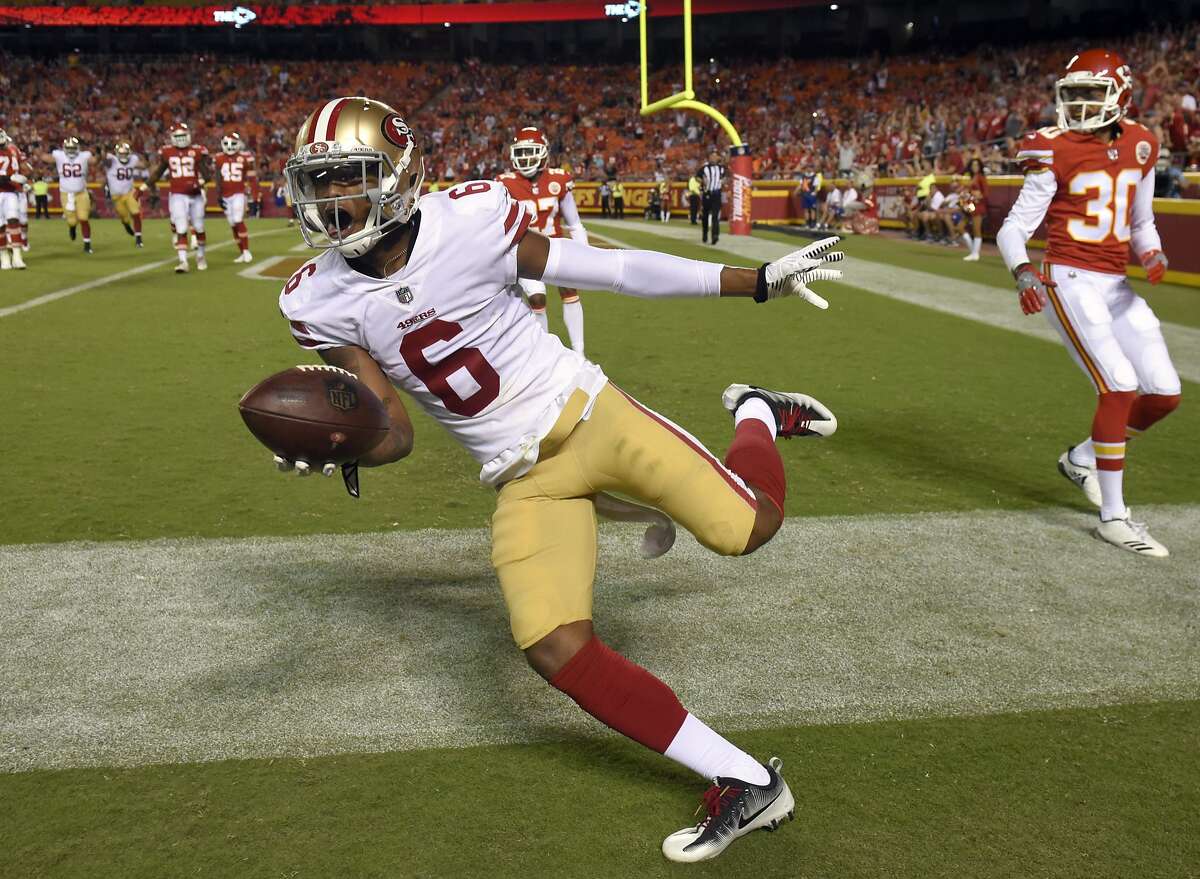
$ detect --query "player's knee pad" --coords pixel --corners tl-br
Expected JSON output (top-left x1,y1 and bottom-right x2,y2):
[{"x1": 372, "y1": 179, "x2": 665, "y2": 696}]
[{"x1": 690, "y1": 517, "x2": 752, "y2": 558}]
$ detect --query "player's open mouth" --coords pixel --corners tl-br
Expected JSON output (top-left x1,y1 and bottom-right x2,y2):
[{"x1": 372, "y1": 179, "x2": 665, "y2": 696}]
[{"x1": 324, "y1": 208, "x2": 358, "y2": 237}]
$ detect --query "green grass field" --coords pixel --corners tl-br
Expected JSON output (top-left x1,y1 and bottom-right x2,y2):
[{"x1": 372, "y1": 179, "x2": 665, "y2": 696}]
[{"x1": 1, "y1": 217, "x2": 1196, "y2": 877}]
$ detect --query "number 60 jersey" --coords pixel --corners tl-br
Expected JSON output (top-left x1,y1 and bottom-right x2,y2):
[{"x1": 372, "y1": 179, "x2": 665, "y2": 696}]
[
  {"x1": 1009, "y1": 119, "x2": 1159, "y2": 275},
  {"x1": 278, "y1": 181, "x2": 607, "y2": 485}
]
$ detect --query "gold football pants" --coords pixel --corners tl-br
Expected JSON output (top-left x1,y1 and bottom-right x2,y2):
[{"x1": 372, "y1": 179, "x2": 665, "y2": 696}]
[
  {"x1": 113, "y1": 191, "x2": 141, "y2": 225},
  {"x1": 492, "y1": 383, "x2": 759, "y2": 648},
  {"x1": 62, "y1": 189, "x2": 91, "y2": 226}
]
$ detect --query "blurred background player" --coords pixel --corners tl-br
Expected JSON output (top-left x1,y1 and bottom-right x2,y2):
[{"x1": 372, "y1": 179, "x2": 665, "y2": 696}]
[
  {"x1": 49, "y1": 136, "x2": 95, "y2": 253},
  {"x1": 215, "y1": 132, "x2": 257, "y2": 263},
  {"x1": 998, "y1": 49, "x2": 1180, "y2": 558},
  {"x1": 0, "y1": 127, "x2": 28, "y2": 269},
  {"x1": 497, "y1": 126, "x2": 588, "y2": 354},
  {"x1": 962, "y1": 157, "x2": 989, "y2": 261},
  {"x1": 147, "y1": 122, "x2": 213, "y2": 273},
  {"x1": 104, "y1": 142, "x2": 145, "y2": 248}
]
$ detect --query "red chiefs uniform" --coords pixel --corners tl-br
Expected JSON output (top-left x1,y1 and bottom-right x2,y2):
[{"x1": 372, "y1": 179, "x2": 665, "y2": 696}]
[
  {"x1": 160, "y1": 144, "x2": 209, "y2": 195},
  {"x1": 1015, "y1": 120, "x2": 1158, "y2": 275},
  {"x1": 496, "y1": 167, "x2": 574, "y2": 237},
  {"x1": 0, "y1": 144, "x2": 23, "y2": 193},
  {"x1": 214, "y1": 150, "x2": 256, "y2": 199}
]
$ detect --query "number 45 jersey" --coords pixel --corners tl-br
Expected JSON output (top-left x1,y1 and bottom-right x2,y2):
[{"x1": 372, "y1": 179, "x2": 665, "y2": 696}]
[
  {"x1": 278, "y1": 180, "x2": 606, "y2": 485},
  {"x1": 1013, "y1": 120, "x2": 1158, "y2": 275}
]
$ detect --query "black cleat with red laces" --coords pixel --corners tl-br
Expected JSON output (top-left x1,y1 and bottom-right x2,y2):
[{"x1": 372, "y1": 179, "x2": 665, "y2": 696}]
[
  {"x1": 662, "y1": 757, "x2": 796, "y2": 862},
  {"x1": 721, "y1": 384, "x2": 837, "y2": 439}
]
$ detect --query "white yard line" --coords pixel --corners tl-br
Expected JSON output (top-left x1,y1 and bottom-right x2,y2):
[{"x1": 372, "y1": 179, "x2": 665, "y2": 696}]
[
  {"x1": 588, "y1": 220, "x2": 1200, "y2": 385},
  {"x1": 0, "y1": 227, "x2": 298, "y2": 319},
  {"x1": 2, "y1": 505, "x2": 1196, "y2": 772}
]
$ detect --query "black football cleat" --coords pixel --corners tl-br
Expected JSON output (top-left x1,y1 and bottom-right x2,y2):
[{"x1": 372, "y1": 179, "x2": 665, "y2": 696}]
[
  {"x1": 83, "y1": 241, "x2": 92, "y2": 254},
  {"x1": 662, "y1": 758, "x2": 795, "y2": 862},
  {"x1": 722, "y1": 384, "x2": 837, "y2": 438}
]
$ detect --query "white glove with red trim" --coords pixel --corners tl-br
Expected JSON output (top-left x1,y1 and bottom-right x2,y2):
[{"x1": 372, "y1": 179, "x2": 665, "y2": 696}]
[
  {"x1": 1140, "y1": 250, "x2": 1167, "y2": 285},
  {"x1": 1014, "y1": 263, "x2": 1055, "y2": 315}
]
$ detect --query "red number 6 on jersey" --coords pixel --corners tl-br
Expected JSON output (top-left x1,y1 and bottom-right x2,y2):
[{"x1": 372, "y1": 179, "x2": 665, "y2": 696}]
[{"x1": 401, "y1": 319, "x2": 501, "y2": 416}]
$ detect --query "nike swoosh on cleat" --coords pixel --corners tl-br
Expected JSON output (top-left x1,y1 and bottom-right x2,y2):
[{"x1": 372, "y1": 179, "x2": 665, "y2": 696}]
[{"x1": 736, "y1": 791, "x2": 781, "y2": 830}]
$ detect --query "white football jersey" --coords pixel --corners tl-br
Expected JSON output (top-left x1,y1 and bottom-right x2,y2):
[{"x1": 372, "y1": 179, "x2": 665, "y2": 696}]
[
  {"x1": 105, "y1": 154, "x2": 142, "y2": 196},
  {"x1": 52, "y1": 149, "x2": 93, "y2": 193},
  {"x1": 278, "y1": 180, "x2": 607, "y2": 485}
]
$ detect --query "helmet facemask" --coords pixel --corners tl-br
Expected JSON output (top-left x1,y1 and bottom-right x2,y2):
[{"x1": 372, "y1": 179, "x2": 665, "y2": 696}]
[
  {"x1": 115, "y1": 144, "x2": 132, "y2": 164},
  {"x1": 511, "y1": 141, "x2": 547, "y2": 178},
  {"x1": 171, "y1": 127, "x2": 192, "y2": 148},
  {"x1": 221, "y1": 134, "x2": 241, "y2": 155},
  {"x1": 1055, "y1": 76, "x2": 1126, "y2": 131},
  {"x1": 63, "y1": 137, "x2": 80, "y2": 158},
  {"x1": 286, "y1": 146, "x2": 424, "y2": 259}
]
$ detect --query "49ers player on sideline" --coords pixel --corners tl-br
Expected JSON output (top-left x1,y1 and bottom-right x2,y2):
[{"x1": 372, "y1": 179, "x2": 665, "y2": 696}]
[
  {"x1": 998, "y1": 49, "x2": 1180, "y2": 558},
  {"x1": 215, "y1": 131, "x2": 257, "y2": 263},
  {"x1": 497, "y1": 126, "x2": 588, "y2": 354},
  {"x1": 275, "y1": 97, "x2": 847, "y2": 862},
  {"x1": 0, "y1": 127, "x2": 28, "y2": 270},
  {"x1": 147, "y1": 122, "x2": 213, "y2": 273}
]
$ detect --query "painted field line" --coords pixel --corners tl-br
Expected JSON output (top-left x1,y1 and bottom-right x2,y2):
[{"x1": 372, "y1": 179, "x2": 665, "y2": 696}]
[
  {"x1": 2, "y1": 504, "x2": 1196, "y2": 772},
  {"x1": 588, "y1": 220, "x2": 1200, "y2": 385},
  {"x1": 0, "y1": 227, "x2": 298, "y2": 319}
]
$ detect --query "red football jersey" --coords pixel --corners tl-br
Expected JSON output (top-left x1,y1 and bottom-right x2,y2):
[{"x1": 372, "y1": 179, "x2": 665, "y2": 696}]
[
  {"x1": 160, "y1": 144, "x2": 209, "y2": 195},
  {"x1": 496, "y1": 167, "x2": 574, "y2": 237},
  {"x1": 1015, "y1": 121, "x2": 1157, "y2": 275},
  {"x1": 214, "y1": 150, "x2": 256, "y2": 198},
  {"x1": 0, "y1": 144, "x2": 23, "y2": 193}
]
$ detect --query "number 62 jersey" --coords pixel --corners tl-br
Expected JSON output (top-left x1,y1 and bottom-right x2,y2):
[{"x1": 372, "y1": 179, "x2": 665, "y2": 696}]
[
  {"x1": 277, "y1": 181, "x2": 606, "y2": 485},
  {"x1": 1002, "y1": 120, "x2": 1160, "y2": 275}
]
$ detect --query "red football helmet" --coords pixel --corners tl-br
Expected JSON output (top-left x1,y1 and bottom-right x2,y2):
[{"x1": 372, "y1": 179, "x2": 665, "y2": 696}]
[
  {"x1": 510, "y1": 126, "x2": 548, "y2": 177},
  {"x1": 1055, "y1": 49, "x2": 1133, "y2": 132}
]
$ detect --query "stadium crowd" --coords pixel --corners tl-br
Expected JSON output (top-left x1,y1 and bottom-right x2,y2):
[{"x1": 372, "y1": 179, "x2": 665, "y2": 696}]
[{"x1": 1, "y1": 23, "x2": 1197, "y2": 191}]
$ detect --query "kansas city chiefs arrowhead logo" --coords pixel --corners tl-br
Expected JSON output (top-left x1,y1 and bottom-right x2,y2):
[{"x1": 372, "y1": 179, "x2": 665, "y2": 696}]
[
  {"x1": 1135, "y1": 140, "x2": 1152, "y2": 164},
  {"x1": 381, "y1": 115, "x2": 412, "y2": 149}
]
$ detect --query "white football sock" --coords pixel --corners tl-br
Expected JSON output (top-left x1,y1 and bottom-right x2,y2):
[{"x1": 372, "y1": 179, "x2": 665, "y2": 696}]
[
  {"x1": 197, "y1": 244, "x2": 206, "y2": 259},
  {"x1": 177, "y1": 250, "x2": 188, "y2": 265},
  {"x1": 973, "y1": 236, "x2": 983, "y2": 256},
  {"x1": 961, "y1": 232, "x2": 972, "y2": 249},
  {"x1": 1098, "y1": 468, "x2": 1126, "y2": 521},
  {"x1": 735, "y1": 397, "x2": 777, "y2": 438},
  {"x1": 561, "y1": 298, "x2": 584, "y2": 354},
  {"x1": 664, "y1": 713, "x2": 770, "y2": 785},
  {"x1": 1070, "y1": 438, "x2": 1096, "y2": 467},
  {"x1": 531, "y1": 308, "x2": 549, "y2": 333}
]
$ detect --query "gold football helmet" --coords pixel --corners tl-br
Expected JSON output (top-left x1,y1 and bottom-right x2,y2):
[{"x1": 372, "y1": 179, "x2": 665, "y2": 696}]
[
  {"x1": 63, "y1": 136, "x2": 81, "y2": 158},
  {"x1": 285, "y1": 96, "x2": 425, "y2": 258},
  {"x1": 114, "y1": 142, "x2": 133, "y2": 163}
]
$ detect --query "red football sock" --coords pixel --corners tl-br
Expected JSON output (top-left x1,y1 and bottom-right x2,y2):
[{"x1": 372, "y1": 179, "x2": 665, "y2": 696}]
[
  {"x1": 80, "y1": 220, "x2": 91, "y2": 240},
  {"x1": 723, "y1": 419, "x2": 785, "y2": 514},
  {"x1": 1092, "y1": 390, "x2": 1136, "y2": 472},
  {"x1": 1128, "y1": 393, "x2": 1180, "y2": 434},
  {"x1": 235, "y1": 222, "x2": 249, "y2": 251},
  {"x1": 551, "y1": 636, "x2": 686, "y2": 754},
  {"x1": 133, "y1": 215, "x2": 142, "y2": 233},
  {"x1": 196, "y1": 231, "x2": 207, "y2": 245}
]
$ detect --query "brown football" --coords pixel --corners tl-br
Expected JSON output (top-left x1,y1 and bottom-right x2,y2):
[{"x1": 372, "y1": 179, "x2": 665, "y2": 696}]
[{"x1": 238, "y1": 365, "x2": 389, "y2": 464}]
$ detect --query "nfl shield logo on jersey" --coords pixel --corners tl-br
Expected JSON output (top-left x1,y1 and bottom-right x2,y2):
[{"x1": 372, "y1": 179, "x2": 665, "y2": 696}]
[
  {"x1": 1136, "y1": 140, "x2": 1153, "y2": 164},
  {"x1": 396, "y1": 286, "x2": 414, "y2": 304},
  {"x1": 1107, "y1": 148, "x2": 1119, "y2": 161}
]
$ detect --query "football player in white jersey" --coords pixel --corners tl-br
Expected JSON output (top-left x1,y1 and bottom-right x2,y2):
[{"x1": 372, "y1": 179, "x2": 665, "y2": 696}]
[
  {"x1": 49, "y1": 137, "x2": 96, "y2": 253},
  {"x1": 275, "y1": 97, "x2": 846, "y2": 863},
  {"x1": 104, "y1": 142, "x2": 146, "y2": 248}
]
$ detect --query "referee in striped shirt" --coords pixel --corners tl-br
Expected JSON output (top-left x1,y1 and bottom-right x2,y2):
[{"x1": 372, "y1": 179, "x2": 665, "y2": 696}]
[{"x1": 699, "y1": 150, "x2": 725, "y2": 245}]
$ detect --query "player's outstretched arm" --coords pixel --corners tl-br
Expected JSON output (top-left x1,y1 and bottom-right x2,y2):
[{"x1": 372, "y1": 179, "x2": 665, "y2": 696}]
[
  {"x1": 516, "y1": 231, "x2": 843, "y2": 309},
  {"x1": 317, "y1": 345, "x2": 414, "y2": 467}
]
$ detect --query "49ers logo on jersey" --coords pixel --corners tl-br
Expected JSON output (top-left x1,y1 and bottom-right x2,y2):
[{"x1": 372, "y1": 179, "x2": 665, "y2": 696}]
[{"x1": 381, "y1": 115, "x2": 412, "y2": 149}]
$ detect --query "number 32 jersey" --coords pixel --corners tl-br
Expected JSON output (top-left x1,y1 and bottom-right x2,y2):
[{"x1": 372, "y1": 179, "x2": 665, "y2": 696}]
[
  {"x1": 278, "y1": 181, "x2": 606, "y2": 485},
  {"x1": 1011, "y1": 120, "x2": 1159, "y2": 275}
]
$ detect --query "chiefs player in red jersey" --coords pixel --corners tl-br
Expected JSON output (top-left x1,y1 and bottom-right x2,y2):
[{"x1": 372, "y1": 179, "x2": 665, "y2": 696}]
[
  {"x1": 0, "y1": 128, "x2": 29, "y2": 270},
  {"x1": 497, "y1": 127, "x2": 588, "y2": 354},
  {"x1": 215, "y1": 132, "x2": 257, "y2": 263},
  {"x1": 147, "y1": 122, "x2": 214, "y2": 273},
  {"x1": 998, "y1": 49, "x2": 1179, "y2": 558}
]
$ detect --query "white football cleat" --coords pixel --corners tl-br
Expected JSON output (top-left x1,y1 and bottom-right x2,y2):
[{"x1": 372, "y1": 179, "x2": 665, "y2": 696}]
[
  {"x1": 722, "y1": 384, "x2": 837, "y2": 438},
  {"x1": 196, "y1": 256, "x2": 208, "y2": 271},
  {"x1": 242, "y1": 250, "x2": 253, "y2": 263},
  {"x1": 1095, "y1": 509, "x2": 1169, "y2": 558},
  {"x1": 174, "y1": 261, "x2": 189, "y2": 274},
  {"x1": 962, "y1": 253, "x2": 979, "y2": 262},
  {"x1": 663, "y1": 758, "x2": 795, "y2": 863},
  {"x1": 11, "y1": 249, "x2": 26, "y2": 269},
  {"x1": 1057, "y1": 448, "x2": 1102, "y2": 508}
]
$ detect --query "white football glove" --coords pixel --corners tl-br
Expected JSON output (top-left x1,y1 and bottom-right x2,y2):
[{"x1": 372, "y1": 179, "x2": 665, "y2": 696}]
[
  {"x1": 758, "y1": 236, "x2": 845, "y2": 309},
  {"x1": 273, "y1": 456, "x2": 336, "y2": 477}
]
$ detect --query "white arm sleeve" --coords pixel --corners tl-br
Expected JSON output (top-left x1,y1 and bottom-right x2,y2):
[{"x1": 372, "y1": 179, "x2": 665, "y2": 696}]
[
  {"x1": 539, "y1": 236, "x2": 723, "y2": 298},
  {"x1": 559, "y1": 191, "x2": 588, "y2": 244},
  {"x1": 997, "y1": 170, "x2": 1057, "y2": 273},
  {"x1": 1129, "y1": 168, "x2": 1162, "y2": 257}
]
